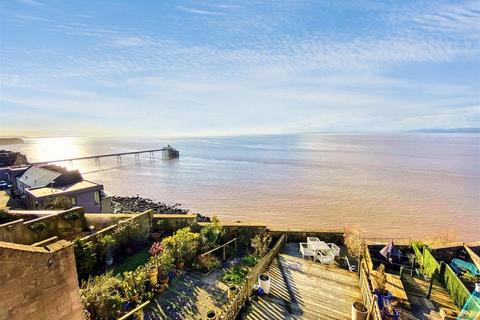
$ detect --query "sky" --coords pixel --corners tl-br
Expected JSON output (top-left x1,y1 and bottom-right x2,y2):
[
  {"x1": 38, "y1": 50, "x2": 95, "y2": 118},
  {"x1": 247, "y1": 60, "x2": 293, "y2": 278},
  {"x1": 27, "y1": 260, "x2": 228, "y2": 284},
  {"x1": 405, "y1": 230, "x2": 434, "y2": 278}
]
[{"x1": 0, "y1": 0, "x2": 479, "y2": 137}]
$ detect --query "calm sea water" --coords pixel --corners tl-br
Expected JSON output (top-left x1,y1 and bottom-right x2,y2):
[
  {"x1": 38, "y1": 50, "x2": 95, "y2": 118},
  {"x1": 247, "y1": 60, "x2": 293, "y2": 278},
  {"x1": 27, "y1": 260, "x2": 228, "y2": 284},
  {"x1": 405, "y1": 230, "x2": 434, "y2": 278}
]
[{"x1": 7, "y1": 133, "x2": 480, "y2": 241}]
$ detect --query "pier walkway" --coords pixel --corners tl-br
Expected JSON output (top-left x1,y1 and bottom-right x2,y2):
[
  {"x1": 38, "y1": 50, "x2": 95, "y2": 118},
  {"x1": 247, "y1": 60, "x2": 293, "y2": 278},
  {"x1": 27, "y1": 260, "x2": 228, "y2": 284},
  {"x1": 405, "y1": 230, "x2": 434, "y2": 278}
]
[
  {"x1": 31, "y1": 146, "x2": 179, "y2": 165},
  {"x1": 241, "y1": 242, "x2": 361, "y2": 320}
]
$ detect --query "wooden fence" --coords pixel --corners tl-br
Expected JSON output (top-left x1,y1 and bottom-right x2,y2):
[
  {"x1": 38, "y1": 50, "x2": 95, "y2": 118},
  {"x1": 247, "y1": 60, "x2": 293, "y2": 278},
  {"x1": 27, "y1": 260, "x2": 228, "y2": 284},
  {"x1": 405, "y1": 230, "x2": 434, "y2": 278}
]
[
  {"x1": 359, "y1": 259, "x2": 382, "y2": 320},
  {"x1": 220, "y1": 234, "x2": 286, "y2": 320}
]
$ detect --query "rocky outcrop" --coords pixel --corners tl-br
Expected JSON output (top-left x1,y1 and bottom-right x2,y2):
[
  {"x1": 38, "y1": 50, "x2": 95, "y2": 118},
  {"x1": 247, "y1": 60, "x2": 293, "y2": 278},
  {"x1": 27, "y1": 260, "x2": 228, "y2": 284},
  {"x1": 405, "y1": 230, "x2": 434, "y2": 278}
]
[
  {"x1": 112, "y1": 196, "x2": 189, "y2": 214},
  {"x1": 0, "y1": 150, "x2": 29, "y2": 167}
]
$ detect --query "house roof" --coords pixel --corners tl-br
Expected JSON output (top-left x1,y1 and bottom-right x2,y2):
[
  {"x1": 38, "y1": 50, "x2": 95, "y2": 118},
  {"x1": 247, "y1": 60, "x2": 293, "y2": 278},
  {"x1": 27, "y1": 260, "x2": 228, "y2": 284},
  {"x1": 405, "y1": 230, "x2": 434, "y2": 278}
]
[
  {"x1": 17, "y1": 166, "x2": 63, "y2": 188},
  {"x1": 26, "y1": 180, "x2": 103, "y2": 199}
]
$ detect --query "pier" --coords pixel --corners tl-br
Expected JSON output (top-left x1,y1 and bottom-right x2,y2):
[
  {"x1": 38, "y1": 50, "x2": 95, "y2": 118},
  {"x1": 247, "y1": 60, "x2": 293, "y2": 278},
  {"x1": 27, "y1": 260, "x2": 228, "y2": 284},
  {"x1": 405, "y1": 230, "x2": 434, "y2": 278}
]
[{"x1": 31, "y1": 146, "x2": 179, "y2": 165}]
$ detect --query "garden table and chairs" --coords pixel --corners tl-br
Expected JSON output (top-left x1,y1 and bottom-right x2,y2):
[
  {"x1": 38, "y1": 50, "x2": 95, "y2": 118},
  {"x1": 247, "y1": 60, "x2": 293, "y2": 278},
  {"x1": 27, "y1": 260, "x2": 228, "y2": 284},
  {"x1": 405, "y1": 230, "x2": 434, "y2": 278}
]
[{"x1": 298, "y1": 237, "x2": 340, "y2": 264}]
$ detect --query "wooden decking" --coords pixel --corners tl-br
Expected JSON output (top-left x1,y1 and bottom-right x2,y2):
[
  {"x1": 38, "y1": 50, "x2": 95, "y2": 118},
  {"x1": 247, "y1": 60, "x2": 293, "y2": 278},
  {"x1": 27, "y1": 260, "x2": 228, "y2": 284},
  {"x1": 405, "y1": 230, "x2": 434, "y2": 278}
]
[
  {"x1": 241, "y1": 242, "x2": 361, "y2": 320},
  {"x1": 402, "y1": 274, "x2": 458, "y2": 320}
]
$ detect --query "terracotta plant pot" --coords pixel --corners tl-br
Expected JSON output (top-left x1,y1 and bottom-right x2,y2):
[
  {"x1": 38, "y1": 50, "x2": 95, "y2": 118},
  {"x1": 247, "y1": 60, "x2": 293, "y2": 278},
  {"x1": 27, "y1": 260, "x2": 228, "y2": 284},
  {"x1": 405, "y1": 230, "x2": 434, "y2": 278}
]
[
  {"x1": 258, "y1": 273, "x2": 271, "y2": 294},
  {"x1": 147, "y1": 266, "x2": 158, "y2": 286},
  {"x1": 228, "y1": 285, "x2": 238, "y2": 300},
  {"x1": 351, "y1": 301, "x2": 367, "y2": 320},
  {"x1": 205, "y1": 310, "x2": 217, "y2": 320}
]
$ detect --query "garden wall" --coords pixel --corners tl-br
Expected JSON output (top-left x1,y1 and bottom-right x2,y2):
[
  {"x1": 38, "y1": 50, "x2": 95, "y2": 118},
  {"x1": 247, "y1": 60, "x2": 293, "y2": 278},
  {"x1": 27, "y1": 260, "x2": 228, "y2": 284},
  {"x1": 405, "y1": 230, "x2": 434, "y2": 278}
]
[
  {"x1": 269, "y1": 229, "x2": 343, "y2": 244},
  {"x1": 0, "y1": 207, "x2": 86, "y2": 245},
  {"x1": 153, "y1": 214, "x2": 197, "y2": 232},
  {"x1": 0, "y1": 240, "x2": 83, "y2": 320},
  {"x1": 81, "y1": 210, "x2": 154, "y2": 242}
]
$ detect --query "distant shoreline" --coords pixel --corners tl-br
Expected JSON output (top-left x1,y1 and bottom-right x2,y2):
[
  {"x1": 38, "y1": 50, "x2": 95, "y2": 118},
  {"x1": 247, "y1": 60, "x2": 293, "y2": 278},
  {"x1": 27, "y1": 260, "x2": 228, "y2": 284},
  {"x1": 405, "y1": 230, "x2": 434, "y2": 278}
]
[{"x1": 0, "y1": 138, "x2": 24, "y2": 145}]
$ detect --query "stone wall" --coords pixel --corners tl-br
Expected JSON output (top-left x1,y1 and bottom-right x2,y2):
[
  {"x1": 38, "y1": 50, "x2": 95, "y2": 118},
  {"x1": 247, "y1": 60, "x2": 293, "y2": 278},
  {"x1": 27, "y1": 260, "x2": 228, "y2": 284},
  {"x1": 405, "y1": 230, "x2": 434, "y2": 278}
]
[
  {"x1": 153, "y1": 214, "x2": 197, "y2": 232},
  {"x1": 0, "y1": 240, "x2": 83, "y2": 320},
  {"x1": 0, "y1": 207, "x2": 86, "y2": 245}
]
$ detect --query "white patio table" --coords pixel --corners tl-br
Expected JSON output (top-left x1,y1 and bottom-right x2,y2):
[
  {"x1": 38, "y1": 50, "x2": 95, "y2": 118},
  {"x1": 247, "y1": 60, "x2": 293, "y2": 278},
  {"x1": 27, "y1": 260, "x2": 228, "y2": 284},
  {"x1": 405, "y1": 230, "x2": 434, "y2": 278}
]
[{"x1": 307, "y1": 237, "x2": 331, "y2": 252}]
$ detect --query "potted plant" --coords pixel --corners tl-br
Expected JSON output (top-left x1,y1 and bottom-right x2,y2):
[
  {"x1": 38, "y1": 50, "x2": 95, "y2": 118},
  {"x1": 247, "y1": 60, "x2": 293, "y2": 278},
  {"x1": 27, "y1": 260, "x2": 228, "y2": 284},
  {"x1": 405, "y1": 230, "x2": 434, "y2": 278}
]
[
  {"x1": 100, "y1": 235, "x2": 116, "y2": 266},
  {"x1": 382, "y1": 299, "x2": 399, "y2": 320},
  {"x1": 258, "y1": 273, "x2": 271, "y2": 294},
  {"x1": 351, "y1": 301, "x2": 368, "y2": 320},
  {"x1": 155, "y1": 251, "x2": 174, "y2": 285},
  {"x1": 147, "y1": 263, "x2": 158, "y2": 287},
  {"x1": 205, "y1": 310, "x2": 217, "y2": 320},
  {"x1": 374, "y1": 264, "x2": 393, "y2": 310}
]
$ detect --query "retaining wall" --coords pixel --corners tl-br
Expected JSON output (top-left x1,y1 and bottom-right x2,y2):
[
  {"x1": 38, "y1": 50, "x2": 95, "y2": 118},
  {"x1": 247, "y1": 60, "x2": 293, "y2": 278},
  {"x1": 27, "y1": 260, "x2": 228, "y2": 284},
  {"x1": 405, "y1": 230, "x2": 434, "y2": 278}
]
[
  {"x1": 0, "y1": 240, "x2": 83, "y2": 320},
  {"x1": 0, "y1": 207, "x2": 87, "y2": 245}
]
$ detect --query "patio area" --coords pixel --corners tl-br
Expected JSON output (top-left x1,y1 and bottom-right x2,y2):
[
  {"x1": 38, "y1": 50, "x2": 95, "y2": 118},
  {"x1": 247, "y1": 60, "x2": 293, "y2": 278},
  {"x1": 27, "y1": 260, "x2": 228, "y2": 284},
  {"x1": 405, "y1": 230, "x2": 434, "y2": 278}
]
[
  {"x1": 241, "y1": 242, "x2": 361, "y2": 320},
  {"x1": 145, "y1": 267, "x2": 229, "y2": 320}
]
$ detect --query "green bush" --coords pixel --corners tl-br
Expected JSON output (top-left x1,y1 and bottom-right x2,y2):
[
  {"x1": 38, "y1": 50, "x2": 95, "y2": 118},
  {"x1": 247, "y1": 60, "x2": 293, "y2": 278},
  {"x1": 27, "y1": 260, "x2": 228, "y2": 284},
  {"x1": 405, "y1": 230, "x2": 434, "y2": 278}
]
[
  {"x1": 200, "y1": 216, "x2": 224, "y2": 248},
  {"x1": 162, "y1": 227, "x2": 201, "y2": 266},
  {"x1": 241, "y1": 254, "x2": 259, "y2": 267},
  {"x1": 73, "y1": 238, "x2": 98, "y2": 280},
  {"x1": 80, "y1": 272, "x2": 125, "y2": 320},
  {"x1": 251, "y1": 233, "x2": 271, "y2": 258},
  {"x1": 221, "y1": 265, "x2": 249, "y2": 285},
  {"x1": 0, "y1": 210, "x2": 17, "y2": 224}
]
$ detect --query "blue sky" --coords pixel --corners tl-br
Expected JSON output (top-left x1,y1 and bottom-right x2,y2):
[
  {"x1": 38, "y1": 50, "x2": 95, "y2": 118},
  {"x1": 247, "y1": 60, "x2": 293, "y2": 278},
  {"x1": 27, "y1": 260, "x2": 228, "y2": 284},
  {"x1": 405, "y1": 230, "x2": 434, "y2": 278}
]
[{"x1": 0, "y1": 0, "x2": 479, "y2": 137}]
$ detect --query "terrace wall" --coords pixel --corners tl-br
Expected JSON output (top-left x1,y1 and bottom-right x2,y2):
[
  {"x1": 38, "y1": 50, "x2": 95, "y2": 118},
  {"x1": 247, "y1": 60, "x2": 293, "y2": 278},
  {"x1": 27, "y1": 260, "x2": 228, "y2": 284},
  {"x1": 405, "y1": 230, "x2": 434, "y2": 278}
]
[
  {"x1": 0, "y1": 207, "x2": 86, "y2": 245},
  {"x1": 0, "y1": 240, "x2": 83, "y2": 320}
]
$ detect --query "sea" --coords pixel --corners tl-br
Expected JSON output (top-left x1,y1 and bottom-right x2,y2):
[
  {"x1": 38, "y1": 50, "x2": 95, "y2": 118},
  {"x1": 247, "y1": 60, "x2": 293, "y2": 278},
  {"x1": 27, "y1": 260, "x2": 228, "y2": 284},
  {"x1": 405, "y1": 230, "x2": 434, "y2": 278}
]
[{"x1": 6, "y1": 133, "x2": 480, "y2": 242}]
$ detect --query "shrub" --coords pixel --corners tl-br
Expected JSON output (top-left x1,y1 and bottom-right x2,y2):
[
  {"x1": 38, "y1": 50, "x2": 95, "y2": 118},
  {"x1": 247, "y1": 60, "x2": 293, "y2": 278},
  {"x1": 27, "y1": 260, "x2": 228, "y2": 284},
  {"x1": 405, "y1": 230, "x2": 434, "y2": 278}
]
[
  {"x1": 242, "y1": 254, "x2": 259, "y2": 267},
  {"x1": 153, "y1": 251, "x2": 175, "y2": 278},
  {"x1": 120, "y1": 267, "x2": 152, "y2": 303},
  {"x1": 162, "y1": 227, "x2": 201, "y2": 266},
  {"x1": 0, "y1": 210, "x2": 17, "y2": 224},
  {"x1": 194, "y1": 254, "x2": 220, "y2": 273},
  {"x1": 200, "y1": 216, "x2": 224, "y2": 248},
  {"x1": 251, "y1": 233, "x2": 271, "y2": 258},
  {"x1": 73, "y1": 238, "x2": 98, "y2": 280},
  {"x1": 111, "y1": 220, "x2": 148, "y2": 249},
  {"x1": 344, "y1": 226, "x2": 366, "y2": 260},
  {"x1": 222, "y1": 265, "x2": 249, "y2": 285},
  {"x1": 149, "y1": 242, "x2": 164, "y2": 257},
  {"x1": 63, "y1": 211, "x2": 80, "y2": 224},
  {"x1": 28, "y1": 221, "x2": 47, "y2": 234},
  {"x1": 375, "y1": 264, "x2": 388, "y2": 294},
  {"x1": 80, "y1": 272, "x2": 125, "y2": 320}
]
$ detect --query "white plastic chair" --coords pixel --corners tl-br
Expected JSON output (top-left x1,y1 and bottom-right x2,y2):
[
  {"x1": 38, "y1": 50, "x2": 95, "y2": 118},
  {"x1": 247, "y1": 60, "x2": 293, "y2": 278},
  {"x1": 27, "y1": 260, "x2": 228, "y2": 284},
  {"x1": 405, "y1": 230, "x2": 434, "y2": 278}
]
[
  {"x1": 299, "y1": 243, "x2": 315, "y2": 259},
  {"x1": 327, "y1": 243, "x2": 340, "y2": 257},
  {"x1": 316, "y1": 250, "x2": 335, "y2": 264}
]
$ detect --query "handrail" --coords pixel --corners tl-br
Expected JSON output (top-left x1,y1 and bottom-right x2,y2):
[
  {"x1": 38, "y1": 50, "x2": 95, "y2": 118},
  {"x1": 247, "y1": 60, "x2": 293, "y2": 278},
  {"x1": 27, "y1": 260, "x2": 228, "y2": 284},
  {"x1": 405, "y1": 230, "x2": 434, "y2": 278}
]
[
  {"x1": 199, "y1": 238, "x2": 237, "y2": 257},
  {"x1": 220, "y1": 234, "x2": 286, "y2": 320},
  {"x1": 359, "y1": 259, "x2": 382, "y2": 320},
  {"x1": 118, "y1": 301, "x2": 150, "y2": 320}
]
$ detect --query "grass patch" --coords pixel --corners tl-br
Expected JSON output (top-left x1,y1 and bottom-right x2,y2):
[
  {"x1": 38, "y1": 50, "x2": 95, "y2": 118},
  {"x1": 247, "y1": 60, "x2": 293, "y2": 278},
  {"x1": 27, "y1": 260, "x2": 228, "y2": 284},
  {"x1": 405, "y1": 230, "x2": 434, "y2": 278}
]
[{"x1": 113, "y1": 247, "x2": 150, "y2": 275}]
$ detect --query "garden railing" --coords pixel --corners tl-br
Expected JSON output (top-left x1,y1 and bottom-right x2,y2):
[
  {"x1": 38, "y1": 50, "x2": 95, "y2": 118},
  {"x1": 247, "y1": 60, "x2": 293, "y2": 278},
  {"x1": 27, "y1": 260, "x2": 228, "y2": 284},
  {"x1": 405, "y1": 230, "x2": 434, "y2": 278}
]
[
  {"x1": 220, "y1": 233, "x2": 286, "y2": 320},
  {"x1": 199, "y1": 237, "x2": 238, "y2": 261},
  {"x1": 359, "y1": 259, "x2": 382, "y2": 320}
]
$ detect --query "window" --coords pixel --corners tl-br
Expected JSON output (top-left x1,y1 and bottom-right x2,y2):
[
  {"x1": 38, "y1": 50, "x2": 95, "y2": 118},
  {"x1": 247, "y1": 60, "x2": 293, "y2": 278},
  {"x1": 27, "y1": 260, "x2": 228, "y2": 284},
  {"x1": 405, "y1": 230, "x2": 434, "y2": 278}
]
[
  {"x1": 70, "y1": 196, "x2": 77, "y2": 205},
  {"x1": 94, "y1": 191, "x2": 101, "y2": 206}
]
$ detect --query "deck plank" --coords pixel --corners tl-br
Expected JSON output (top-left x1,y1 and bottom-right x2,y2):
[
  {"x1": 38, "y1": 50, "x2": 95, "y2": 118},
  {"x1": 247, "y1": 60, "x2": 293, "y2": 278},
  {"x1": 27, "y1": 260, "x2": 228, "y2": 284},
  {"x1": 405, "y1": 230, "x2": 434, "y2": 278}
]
[{"x1": 241, "y1": 242, "x2": 361, "y2": 320}]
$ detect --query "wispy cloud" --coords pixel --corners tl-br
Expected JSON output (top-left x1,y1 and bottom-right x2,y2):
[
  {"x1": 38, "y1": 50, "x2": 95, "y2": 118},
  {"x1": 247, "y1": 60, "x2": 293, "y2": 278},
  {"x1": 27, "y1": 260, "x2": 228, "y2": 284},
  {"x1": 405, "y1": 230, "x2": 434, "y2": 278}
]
[
  {"x1": 16, "y1": 0, "x2": 43, "y2": 6},
  {"x1": 177, "y1": 6, "x2": 224, "y2": 16},
  {"x1": 1, "y1": 0, "x2": 479, "y2": 136}
]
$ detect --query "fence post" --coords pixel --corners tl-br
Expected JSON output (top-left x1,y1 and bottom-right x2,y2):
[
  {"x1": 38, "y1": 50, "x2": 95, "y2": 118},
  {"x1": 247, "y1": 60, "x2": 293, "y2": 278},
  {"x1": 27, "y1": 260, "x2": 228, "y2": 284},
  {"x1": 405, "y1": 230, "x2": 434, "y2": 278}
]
[{"x1": 410, "y1": 257, "x2": 415, "y2": 277}]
